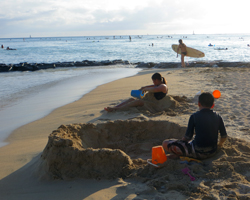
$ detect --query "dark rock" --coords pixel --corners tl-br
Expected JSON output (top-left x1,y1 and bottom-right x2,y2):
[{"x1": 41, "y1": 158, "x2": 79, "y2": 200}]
[
  {"x1": 217, "y1": 62, "x2": 250, "y2": 68},
  {"x1": 10, "y1": 62, "x2": 37, "y2": 71},
  {"x1": 73, "y1": 61, "x2": 85, "y2": 67},
  {"x1": 56, "y1": 62, "x2": 75, "y2": 68},
  {"x1": 12, "y1": 63, "x2": 23, "y2": 71},
  {"x1": 148, "y1": 62, "x2": 156, "y2": 68},
  {"x1": 30, "y1": 63, "x2": 39, "y2": 71},
  {"x1": 100, "y1": 60, "x2": 112, "y2": 65},
  {"x1": 82, "y1": 61, "x2": 91, "y2": 66},
  {"x1": 37, "y1": 63, "x2": 56, "y2": 70},
  {"x1": 136, "y1": 62, "x2": 151, "y2": 68},
  {"x1": 24, "y1": 63, "x2": 37, "y2": 71},
  {"x1": 217, "y1": 62, "x2": 238, "y2": 67},
  {"x1": 154, "y1": 62, "x2": 179, "y2": 68},
  {"x1": 86, "y1": 61, "x2": 101, "y2": 66},
  {"x1": 0, "y1": 64, "x2": 12, "y2": 72},
  {"x1": 193, "y1": 64, "x2": 207, "y2": 68},
  {"x1": 112, "y1": 59, "x2": 124, "y2": 64},
  {"x1": 124, "y1": 60, "x2": 131, "y2": 65}
]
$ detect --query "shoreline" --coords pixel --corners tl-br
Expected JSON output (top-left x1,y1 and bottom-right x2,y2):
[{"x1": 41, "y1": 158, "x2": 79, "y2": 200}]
[
  {"x1": 1, "y1": 67, "x2": 250, "y2": 199},
  {"x1": 0, "y1": 66, "x2": 141, "y2": 147}
]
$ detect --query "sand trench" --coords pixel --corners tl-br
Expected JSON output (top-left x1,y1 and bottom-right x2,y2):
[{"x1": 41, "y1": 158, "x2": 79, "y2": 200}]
[{"x1": 40, "y1": 119, "x2": 186, "y2": 180}]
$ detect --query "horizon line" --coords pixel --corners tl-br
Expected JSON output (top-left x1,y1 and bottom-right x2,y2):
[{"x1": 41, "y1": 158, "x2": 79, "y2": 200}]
[{"x1": 1, "y1": 33, "x2": 250, "y2": 40}]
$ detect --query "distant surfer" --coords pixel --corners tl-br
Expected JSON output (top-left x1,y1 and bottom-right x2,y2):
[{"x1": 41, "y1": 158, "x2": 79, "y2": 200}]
[
  {"x1": 1, "y1": 44, "x2": 4, "y2": 48},
  {"x1": 177, "y1": 39, "x2": 187, "y2": 68},
  {"x1": 129, "y1": 36, "x2": 131, "y2": 42}
]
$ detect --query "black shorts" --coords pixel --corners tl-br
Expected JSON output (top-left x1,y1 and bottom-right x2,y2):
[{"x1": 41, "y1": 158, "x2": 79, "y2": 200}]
[
  {"x1": 181, "y1": 52, "x2": 187, "y2": 55},
  {"x1": 165, "y1": 139, "x2": 217, "y2": 159}
]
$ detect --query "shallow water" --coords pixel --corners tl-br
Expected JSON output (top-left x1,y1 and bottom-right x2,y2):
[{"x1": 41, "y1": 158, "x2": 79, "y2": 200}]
[{"x1": 0, "y1": 66, "x2": 141, "y2": 147}]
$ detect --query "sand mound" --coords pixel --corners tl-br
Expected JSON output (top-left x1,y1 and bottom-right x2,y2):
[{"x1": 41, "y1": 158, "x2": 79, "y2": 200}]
[
  {"x1": 132, "y1": 94, "x2": 191, "y2": 116},
  {"x1": 138, "y1": 95, "x2": 192, "y2": 118},
  {"x1": 141, "y1": 93, "x2": 180, "y2": 113},
  {"x1": 40, "y1": 120, "x2": 186, "y2": 180},
  {"x1": 135, "y1": 137, "x2": 250, "y2": 199}
]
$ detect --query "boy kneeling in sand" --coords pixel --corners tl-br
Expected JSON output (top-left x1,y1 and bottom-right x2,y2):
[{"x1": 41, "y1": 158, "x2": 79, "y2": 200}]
[{"x1": 162, "y1": 92, "x2": 227, "y2": 160}]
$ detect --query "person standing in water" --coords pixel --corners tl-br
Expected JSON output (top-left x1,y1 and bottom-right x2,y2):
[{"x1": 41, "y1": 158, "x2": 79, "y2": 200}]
[{"x1": 177, "y1": 39, "x2": 187, "y2": 67}]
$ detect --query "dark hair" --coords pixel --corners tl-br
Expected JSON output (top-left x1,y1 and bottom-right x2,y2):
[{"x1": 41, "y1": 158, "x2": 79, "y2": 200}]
[
  {"x1": 179, "y1": 39, "x2": 183, "y2": 44},
  {"x1": 198, "y1": 92, "x2": 214, "y2": 108},
  {"x1": 151, "y1": 73, "x2": 167, "y2": 84}
]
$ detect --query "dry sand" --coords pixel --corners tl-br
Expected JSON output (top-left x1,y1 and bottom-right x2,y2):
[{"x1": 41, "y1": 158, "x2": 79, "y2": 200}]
[{"x1": 1, "y1": 67, "x2": 250, "y2": 199}]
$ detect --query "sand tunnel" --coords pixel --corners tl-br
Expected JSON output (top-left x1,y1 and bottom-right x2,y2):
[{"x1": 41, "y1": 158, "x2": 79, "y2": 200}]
[{"x1": 39, "y1": 120, "x2": 186, "y2": 180}]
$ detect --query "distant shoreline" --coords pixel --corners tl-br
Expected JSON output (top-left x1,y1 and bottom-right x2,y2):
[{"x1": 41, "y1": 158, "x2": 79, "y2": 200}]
[{"x1": 0, "y1": 33, "x2": 249, "y2": 40}]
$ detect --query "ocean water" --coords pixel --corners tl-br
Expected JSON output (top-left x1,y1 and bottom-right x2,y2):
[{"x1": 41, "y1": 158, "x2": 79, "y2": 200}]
[
  {"x1": 0, "y1": 66, "x2": 141, "y2": 147},
  {"x1": 0, "y1": 34, "x2": 250, "y2": 64},
  {"x1": 0, "y1": 34, "x2": 250, "y2": 147}
]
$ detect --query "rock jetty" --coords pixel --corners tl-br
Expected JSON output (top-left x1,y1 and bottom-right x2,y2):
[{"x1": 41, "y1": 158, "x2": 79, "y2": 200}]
[
  {"x1": 1, "y1": 60, "x2": 250, "y2": 73},
  {"x1": 0, "y1": 59, "x2": 131, "y2": 73}
]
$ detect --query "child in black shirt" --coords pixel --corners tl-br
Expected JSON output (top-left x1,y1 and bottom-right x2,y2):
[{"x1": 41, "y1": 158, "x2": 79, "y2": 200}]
[{"x1": 162, "y1": 92, "x2": 227, "y2": 159}]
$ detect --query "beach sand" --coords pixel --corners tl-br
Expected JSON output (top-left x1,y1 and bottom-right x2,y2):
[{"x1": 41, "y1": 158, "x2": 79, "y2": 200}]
[{"x1": 0, "y1": 67, "x2": 250, "y2": 199}]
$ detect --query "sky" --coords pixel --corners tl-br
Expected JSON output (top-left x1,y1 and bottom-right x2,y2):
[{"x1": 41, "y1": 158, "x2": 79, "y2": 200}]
[{"x1": 0, "y1": 0, "x2": 249, "y2": 38}]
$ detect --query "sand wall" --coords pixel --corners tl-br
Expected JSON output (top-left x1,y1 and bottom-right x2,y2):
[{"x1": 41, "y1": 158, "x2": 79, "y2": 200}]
[{"x1": 39, "y1": 120, "x2": 186, "y2": 180}]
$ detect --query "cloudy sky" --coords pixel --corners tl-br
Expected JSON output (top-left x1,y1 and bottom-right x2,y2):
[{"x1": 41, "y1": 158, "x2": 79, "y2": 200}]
[{"x1": 0, "y1": 0, "x2": 248, "y2": 38}]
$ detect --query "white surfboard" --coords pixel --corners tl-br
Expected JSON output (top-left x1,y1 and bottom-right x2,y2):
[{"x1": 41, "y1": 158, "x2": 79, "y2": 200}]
[{"x1": 172, "y1": 44, "x2": 205, "y2": 58}]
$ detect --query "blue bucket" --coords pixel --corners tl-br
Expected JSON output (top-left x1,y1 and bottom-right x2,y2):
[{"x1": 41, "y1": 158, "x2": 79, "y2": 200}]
[{"x1": 131, "y1": 90, "x2": 145, "y2": 99}]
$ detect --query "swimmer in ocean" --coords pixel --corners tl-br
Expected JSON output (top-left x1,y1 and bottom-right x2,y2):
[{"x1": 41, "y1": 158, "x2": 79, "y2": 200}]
[{"x1": 6, "y1": 47, "x2": 17, "y2": 50}]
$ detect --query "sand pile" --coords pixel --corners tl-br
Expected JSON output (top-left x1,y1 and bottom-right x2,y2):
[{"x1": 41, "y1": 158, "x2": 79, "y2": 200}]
[
  {"x1": 110, "y1": 94, "x2": 191, "y2": 116},
  {"x1": 40, "y1": 120, "x2": 186, "y2": 180},
  {"x1": 134, "y1": 137, "x2": 250, "y2": 199},
  {"x1": 142, "y1": 94, "x2": 192, "y2": 116},
  {"x1": 141, "y1": 93, "x2": 180, "y2": 113}
]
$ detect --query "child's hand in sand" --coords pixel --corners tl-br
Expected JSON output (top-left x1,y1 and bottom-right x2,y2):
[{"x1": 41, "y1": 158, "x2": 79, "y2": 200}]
[{"x1": 218, "y1": 137, "x2": 227, "y2": 148}]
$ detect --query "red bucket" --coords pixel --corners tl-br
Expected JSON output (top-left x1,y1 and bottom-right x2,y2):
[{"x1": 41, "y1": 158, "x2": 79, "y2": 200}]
[{"x1": 152, "y1": 146, "x2": 167, "y2": 165}]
